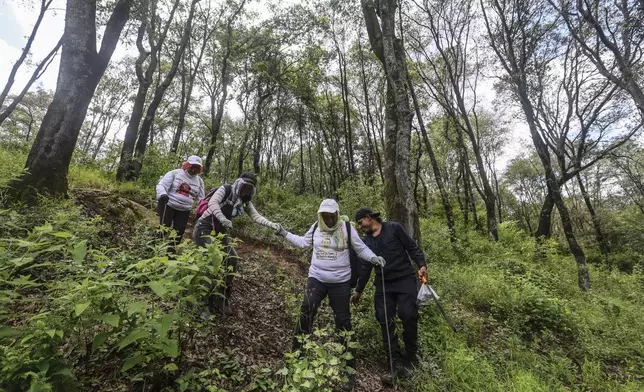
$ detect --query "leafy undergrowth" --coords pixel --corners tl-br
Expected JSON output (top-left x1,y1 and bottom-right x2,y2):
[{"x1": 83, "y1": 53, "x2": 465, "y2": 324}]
[
  {"x1": 1, "y1": 164, "x2": 643, "y2": 391},
  {"x1": 0, "y1": 192, "x2": 395, "y2": 392},
  {"x1": 243, "y1": 185, "x2": 644, "y2": 392}
]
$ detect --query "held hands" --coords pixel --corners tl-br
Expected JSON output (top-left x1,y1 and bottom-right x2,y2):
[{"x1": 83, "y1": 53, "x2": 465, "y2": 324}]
[
  {"x1": 274, "y1": 224, "x2": 288, "y2": 237},
  {"x1": 370, "y1": 256, "x2": 386, "y2": 267}
]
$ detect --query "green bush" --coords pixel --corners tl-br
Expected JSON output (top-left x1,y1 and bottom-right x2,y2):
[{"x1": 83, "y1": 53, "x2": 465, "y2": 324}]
[{"x1": 277, "y1": 327, "x2": 356, "y2": 392}]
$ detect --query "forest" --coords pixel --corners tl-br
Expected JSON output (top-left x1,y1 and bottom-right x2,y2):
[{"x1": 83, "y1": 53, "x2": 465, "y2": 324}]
[{"x1": 0, "y1": 0, "x2": 643, "y2": 391}]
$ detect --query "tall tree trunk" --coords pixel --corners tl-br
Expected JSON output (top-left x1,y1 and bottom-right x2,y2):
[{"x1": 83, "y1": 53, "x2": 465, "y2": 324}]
[
  {"x1": 362, "y1": 0, "x2": 420, "y2": 241},
  {"x1": 128, "y1": 0, "x2": 199, "y2": 179},
  {"x1": 117, "y1": 0, "x2": 177, "y2": 180},
  {"x1": 535, "y1": 192, "x2": 555, "y2": 239},
  {"x1": 357, "y1": 38, "x2": 384, "y2": 182},
  {"x1": 577, "y1": 173, "x2": 610, "y2": 259},
  {"x1": 8, "y1": 0, "x2": 131, "y2": 200},
  {"x1": 519, "y1": 85, "x2": 590, "y2": 289},
  {"x1": 298, "y1": 106, "x2": 306, "y2": 193},
  {"x1": 204, "y1": 46, "x2": 232, "y2": 175},
  {"x1": 409, "y1": 76, "x2": 456, "y2": 243},
  {"x1": 172, "y1": 61, "x2": 188, "y2": 154}
]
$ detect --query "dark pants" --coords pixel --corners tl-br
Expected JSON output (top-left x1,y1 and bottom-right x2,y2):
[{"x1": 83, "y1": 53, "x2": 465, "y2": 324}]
[
  {"x1": 374, "y1": 275, "x2": 419, "y2": 365},
  {"x1": 295, "y1": 277, "x2": 354, "y2": 368},
  {"x1": 158, "y1": 199, "x2": 190, "y2": 242},
  {"x1": 193, "y1": 216, "x2": 238, "y2": 313}
]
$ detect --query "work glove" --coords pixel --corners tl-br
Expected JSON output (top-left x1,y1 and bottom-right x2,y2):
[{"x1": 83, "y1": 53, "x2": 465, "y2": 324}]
[
  {"x1": 275, "y1": 224, "x2": 288, "y2": 237},
  {"x1": 158, "y1": 194, "x2": 169, "y2": 203},
  {"x1": 221, "y1": 219, "x2": 233, "y2": 230},
  {"x1": 370, "y1": 256, "x2": 386, "y2": 267}
]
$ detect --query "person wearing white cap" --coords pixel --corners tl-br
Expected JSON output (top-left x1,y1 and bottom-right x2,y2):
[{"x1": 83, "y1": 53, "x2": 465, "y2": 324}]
[
  {"x1": 155, "y1": 155, "x2": 205, "y2": 242},
  {"x1": 275, "y1": 199, "x2": 386, "y2": 391}
]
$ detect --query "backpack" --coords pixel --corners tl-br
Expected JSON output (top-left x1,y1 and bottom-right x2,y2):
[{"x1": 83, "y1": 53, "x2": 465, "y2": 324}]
[
  {"x1": 195, "y1": 184, "x2": 233, "y2": 219},
  {"x1": 311, "y1": 221, "x2": 360, "y2": 289}
]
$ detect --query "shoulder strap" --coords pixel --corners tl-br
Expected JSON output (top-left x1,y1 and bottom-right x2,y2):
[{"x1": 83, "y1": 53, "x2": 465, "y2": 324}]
[
  {"x1": 223, "y1": 184, "x2": 233, "y2": 201},
  {"x1": 345, "y1": 221, "x2": 353, "y2": 250},
  {"x1": 311, "y1": 222, "x2": 318, "y2": 248}
]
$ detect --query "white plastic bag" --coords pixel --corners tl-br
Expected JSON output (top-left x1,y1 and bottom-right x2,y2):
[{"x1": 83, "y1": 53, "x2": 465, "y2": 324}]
[{"x1": 417, "y1": 284, "x2": 432, "y2": 305}]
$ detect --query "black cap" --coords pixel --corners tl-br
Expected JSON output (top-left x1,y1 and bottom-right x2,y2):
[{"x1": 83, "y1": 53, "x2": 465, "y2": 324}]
[
  {"x1": 240, "y1": 172, "x2": 257, "y2": 187},
  {"x1": 355, "y1": 208, "x2": 380, "y2": 222}
]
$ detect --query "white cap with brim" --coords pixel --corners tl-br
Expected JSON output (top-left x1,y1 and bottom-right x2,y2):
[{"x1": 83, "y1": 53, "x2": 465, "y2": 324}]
[
  {"x1": 187, "y1": 155, "x2": 203, "y2": 167},
  {"x1": 318, "y1": 199, "x2": 339, "y2": 214}
]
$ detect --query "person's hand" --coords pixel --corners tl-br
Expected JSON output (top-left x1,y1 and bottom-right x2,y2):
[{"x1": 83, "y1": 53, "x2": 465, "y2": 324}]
[
  {"x1": 159, "y1": 194, "x2": 169, "y2": 203},
  {"x1": 370, "y1": 256, "x2": 386, "y2": 267},
  {"x1": 275, "y1": 224, "x2": 288, "y2": 237},
  {"x1": 221, "y1": 219, "x2": 233, "y2": 230},
  {"x1": 351, "y1": 291, "x2": 361, "y2": 305},
  {"x1": 419, "y1": 266, "x2": 427, "y2": 280}
]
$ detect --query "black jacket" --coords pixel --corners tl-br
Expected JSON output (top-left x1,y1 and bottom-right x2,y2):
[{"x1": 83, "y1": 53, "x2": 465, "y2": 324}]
[{"x1": 355, "y1": 222, "x2": 426, "y2": 293}]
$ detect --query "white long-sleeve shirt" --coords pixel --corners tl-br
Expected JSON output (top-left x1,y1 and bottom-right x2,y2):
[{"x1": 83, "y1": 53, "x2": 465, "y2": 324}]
[
  {"x1": 285, "y1": 222, "x2": 377, "y2": 283},
  {"x1": 156, "y1": 169, "x2": 205, "y2": 211}
]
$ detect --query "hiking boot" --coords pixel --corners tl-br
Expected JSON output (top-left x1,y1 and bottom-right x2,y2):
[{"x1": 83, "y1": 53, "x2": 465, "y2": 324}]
[{"x1": 380, "y1": 363, "x2": 407, "y2": 386}]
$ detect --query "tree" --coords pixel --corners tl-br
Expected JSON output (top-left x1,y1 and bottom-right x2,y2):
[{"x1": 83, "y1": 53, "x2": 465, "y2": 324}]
[
  {"x1": 116, "y1": 0, "x2": 182, "y2": 181},
  {"x1": 407, "y1": 0, "x2": 499, "y2": 241},
  {"x1": 551, "y1": 0, "x2": 644, "y2": 114},
  {"x1": 0, "y1": 0, "x2": 62, "y2": 127},
  {"x1": 361, "y1": 0, "x2": 420, "y2": 240},
  {"x1": 8, "y1": 0, "x2": 132, "y2": 200}
]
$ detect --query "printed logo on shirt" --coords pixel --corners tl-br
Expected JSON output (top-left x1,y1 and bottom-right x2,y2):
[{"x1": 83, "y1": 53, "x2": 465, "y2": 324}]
[
  {"x1": 177, "y1": 182, "x2": 192, "y2": 197},
  {"x1": 316, "y1": 250, "x2": 338, "y2": 260}
]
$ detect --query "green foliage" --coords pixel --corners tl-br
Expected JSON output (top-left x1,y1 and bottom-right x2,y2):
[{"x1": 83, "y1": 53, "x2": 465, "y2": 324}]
[
  {"x1": 0, "y1": 201, "x2": 229, "y2": 391},
  {"x1": 278, "y1": 328, "x2": 356, "y2": 392},
  {"x1": 337, "y1": 174, "x2": 385, "y2": 222}
]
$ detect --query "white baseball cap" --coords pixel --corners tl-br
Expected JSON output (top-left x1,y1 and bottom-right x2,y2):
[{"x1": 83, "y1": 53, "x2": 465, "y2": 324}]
[
  {"x1": 187, "y1": 155, "x2": 203, "y2": 167},
  {"x1": 318, "y1": 199, "x2": 339, "y2": 213}
]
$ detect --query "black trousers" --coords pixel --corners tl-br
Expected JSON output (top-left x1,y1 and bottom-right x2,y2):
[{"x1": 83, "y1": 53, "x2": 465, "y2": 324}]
[
  {"x1": 193, "y1": 216, "x2": 239, "y2": 312},
  {"x1": 295, "y1": 277, "x2": 354, "y2": 368},
  {"x1": 157, "y1": 199, "x2": 190, "y2": 242},
  {"x1": 374, "y1": 274, "x2": 419, "y2": 364}
]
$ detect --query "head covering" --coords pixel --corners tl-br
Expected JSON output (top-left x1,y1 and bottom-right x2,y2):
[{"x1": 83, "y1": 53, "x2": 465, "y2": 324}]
[
  {"x1": 187, "y1": 155, "x2": 203, "y2": 167},
  {"x1": 240, "y1": 172, "x2": 257, "y2": 187},
  {"x1": 181, "y1": 155, "x2": 204, "y2": 174},
  {"x1": 355, "y1": 208, "x2": 381, "y2": 222},
  {"x1": 229, "y1": 172, "x2": 258, "y2": 217},
  {"x1": 318, "y1": 199, "x2": 339, "y2": 214},
  {"x1": 317, "y1": 199, "x2": 344, "y2": 246}
]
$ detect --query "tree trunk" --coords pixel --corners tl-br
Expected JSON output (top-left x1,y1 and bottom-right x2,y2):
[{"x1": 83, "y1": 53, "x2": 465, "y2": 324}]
[
  {"x1": 8, "y1": 0, "x2": 131, "y2": 200},
  {"x1": 128, "y1": 0, "x2": 199, "y2": 179},
  {"x1": 298, "y1": 106, "x2": 306, "y2": 193},
  {"x1": 358, "y1": 38, "x2": 384, "y2": 182},
  {"x1": 408, "y1": 75, "x2": 456, "y2": 243},
  {"x1": 362, "y1": 0, "x2": 420, "y2": 241},
  {"x1": 117, "y1": 0, "x2": 176, "y2": 180},
  {"x1": 172, "y1": 61, "x2": 188, "y2": 154},
  {"x1": 535, "y1": 191, "x2": 554, "y2": 239},
  {"x1": 518, "y1": 84, "x2": 590, "y2": 290},
  {"x1": 577, "y1": 173, "x2": 609, "y2": 259},
  {"x1": 204, "y1": 47, "x2": 232, "y2": 175}
]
